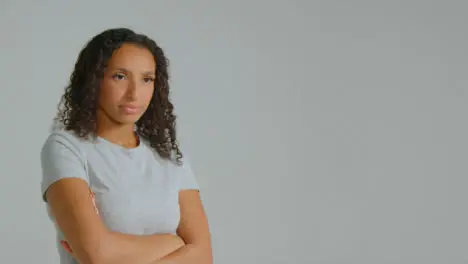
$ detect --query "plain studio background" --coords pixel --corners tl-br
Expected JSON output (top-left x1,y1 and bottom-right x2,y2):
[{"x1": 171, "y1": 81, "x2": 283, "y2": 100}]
[{"x1": 0, "y1": 0, "x2": 466, "y2": 263}]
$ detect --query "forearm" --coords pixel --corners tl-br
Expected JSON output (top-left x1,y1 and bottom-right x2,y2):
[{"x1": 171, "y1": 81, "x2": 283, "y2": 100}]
[
  {"x1": 95, "y1": 232, "x2": 184, "y2": 264},
  {"x1": 154, "y1": 244, "x2": 213, "y2": 264}
]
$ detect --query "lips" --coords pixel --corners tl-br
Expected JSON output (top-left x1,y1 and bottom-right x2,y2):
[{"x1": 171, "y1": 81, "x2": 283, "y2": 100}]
[{"x1": 120, "y1": 105, "x2": 139, "y2": 114}]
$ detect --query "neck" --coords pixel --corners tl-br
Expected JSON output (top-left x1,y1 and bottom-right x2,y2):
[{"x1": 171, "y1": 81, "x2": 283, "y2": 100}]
[{"x1": 96, "y1": 109, "x2": 138, "y2": 148}]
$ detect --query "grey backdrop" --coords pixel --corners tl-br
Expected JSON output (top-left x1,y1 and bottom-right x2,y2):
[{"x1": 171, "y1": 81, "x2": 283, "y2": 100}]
[{"x1": 0, "y1": 1, "x2": 467, "y2": 263}]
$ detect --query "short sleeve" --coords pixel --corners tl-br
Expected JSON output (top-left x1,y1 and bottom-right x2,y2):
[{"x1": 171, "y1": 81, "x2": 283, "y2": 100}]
[
  {"x1": 176, "y1": 157, "x2": 199, "y2": 191},
  {"x1": 40, "y1": 131, "x2": 89, "y2": 202}
]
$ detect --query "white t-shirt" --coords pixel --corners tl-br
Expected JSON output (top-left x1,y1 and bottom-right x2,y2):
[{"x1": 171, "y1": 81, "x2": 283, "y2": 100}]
[{"x1": 40, "y1": 129, "x2": 199, "y2": 264}]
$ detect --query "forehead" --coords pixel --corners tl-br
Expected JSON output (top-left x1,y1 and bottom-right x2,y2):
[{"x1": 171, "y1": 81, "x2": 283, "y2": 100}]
[{"x1": 107, "y1": 43, "x2": 155, "y2": 71}]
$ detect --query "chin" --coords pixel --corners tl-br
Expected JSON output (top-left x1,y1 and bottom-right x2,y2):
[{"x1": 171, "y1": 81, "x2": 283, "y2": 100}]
[{"x1": 115, "y1": 115, "x2": 141, "y2": 125}]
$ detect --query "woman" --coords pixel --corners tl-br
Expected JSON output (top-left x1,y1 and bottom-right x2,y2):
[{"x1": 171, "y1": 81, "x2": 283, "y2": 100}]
[{"x1": 40, "y1": 28, "x2": 212, "y2": 264}]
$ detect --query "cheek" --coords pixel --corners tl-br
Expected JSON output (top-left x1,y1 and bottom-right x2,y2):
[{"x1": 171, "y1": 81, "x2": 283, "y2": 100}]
[
  {"x1": 100, "y1": 83, "x2": 124, "y2": 107},
  {"x1": 140, "y1": 87, "x2": 155, "y2": 106}
]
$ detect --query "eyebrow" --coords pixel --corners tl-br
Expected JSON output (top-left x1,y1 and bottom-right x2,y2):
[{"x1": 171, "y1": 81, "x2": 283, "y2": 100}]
[{"x1": 112, "y1": 67, "x2": 155, "y2": 76}]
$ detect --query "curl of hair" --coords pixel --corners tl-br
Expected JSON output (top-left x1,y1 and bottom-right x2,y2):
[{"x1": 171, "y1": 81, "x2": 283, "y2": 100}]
[{"x1": 54, "y1": 28, "x2": 183, "y2": 164}]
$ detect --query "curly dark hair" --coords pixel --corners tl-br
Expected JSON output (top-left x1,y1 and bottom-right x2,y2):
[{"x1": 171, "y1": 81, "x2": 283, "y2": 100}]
[{"x1": 54, "y1": 28, "x2": 183, "y2": 164}]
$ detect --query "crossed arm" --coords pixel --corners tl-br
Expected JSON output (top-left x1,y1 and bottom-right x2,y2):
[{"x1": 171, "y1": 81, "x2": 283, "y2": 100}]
[
  {"x1": 46, "y1": 178, "x2": 213, "y2": 264},
  {"x1": 154, "y1": 189, "x2": 213, "y2": 264}
]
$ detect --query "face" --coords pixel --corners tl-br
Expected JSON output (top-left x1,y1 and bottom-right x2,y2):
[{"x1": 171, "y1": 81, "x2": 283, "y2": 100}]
[{"x1": 98, "y1": 43, "x2": 156, "y2": 125}]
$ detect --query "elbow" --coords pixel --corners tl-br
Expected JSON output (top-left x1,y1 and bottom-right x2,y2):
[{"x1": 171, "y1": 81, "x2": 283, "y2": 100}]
[
  {"x1": 73, "y1": 233, "x2": 115, "y2": 264},
  {"x1": 84, "y1": 253, "x2": 111, "y2": 264},
  {"x1": 86, "y1": 257, "x2": 115, "y2": 264},
  {"x1": 74, "y1": 247, "x2": 109, "y2": 264},
  {"x1": 201, "y1": 248, "x2": 213, "y2": 264},
  {"x1": 81, "y1": 251, "x2": 114, "y2": 264},
  {"x1": 88, "y1": 242, "x2": 119, "y2": 264},
  {"x1": 80, "y1": 258, "x2": 102, "y2": 264},
  {"x1": 188, "y1": 243, "x2": 213, "y2": 264}
]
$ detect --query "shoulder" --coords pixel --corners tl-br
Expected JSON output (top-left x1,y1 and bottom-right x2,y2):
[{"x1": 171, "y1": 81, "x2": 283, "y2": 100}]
[
  {"x1": 41, "y1": 129, "x2": 91, "y2": 160},
  {"x1": 40, "y1": 130, "x2": 92, "y2": 201},
  {"x1": 43, "y1": 129, "x2": 81, "y2": 144},
  {"x1": 171, "y1": 154, "x2": 199, "y2": 191}
]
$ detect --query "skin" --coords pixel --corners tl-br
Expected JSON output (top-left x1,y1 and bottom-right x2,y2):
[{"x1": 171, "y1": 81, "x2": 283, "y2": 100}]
[
  {"x1": 97, "y1": 43, "x2": 156, "y2": 147},
  {"x1": 46, "y1": 43, "x2": 213, "y2": 264}
]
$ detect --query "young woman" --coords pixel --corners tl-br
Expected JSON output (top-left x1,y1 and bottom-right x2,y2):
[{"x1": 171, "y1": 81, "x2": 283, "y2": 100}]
[{"x1": 40, "y1": 28, "x2": 212, "y2": 264}]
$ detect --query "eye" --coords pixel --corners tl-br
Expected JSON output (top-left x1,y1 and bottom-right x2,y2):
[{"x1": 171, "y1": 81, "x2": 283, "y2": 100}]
[
  {"x1": 112, "y1": 73, "x2": 126, "y2": 81},
  {"x1": 143, "y1": 77, "x2": 155, "y2": 83}
]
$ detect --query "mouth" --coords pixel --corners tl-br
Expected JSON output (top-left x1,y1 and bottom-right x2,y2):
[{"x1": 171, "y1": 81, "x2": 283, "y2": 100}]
[{"x1": 119, "y1": 105, "x2": 140, "y2": 114}]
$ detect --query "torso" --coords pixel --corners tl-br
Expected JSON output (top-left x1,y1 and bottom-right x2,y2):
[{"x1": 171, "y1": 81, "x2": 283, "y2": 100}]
[
  {"x1": 42, "y1": 130, "x2": 192, "y2": 263},
  {"x1": 84, "y1": 136, "x2": 181, "y2": 235}
]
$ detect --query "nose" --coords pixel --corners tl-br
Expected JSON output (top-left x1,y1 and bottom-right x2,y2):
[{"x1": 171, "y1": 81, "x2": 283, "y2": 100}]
[{"x1": 125, "y1": 79, "x2": 138, "y2": 100}]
